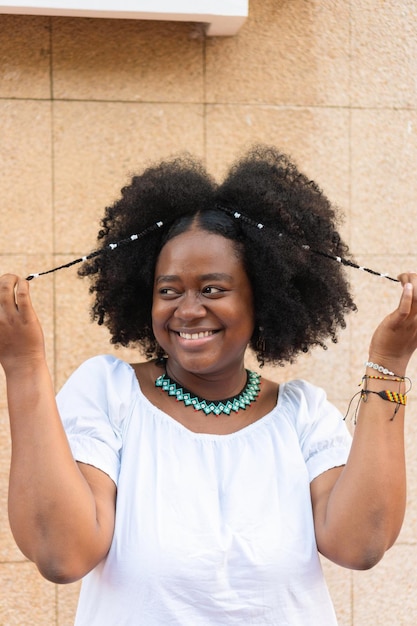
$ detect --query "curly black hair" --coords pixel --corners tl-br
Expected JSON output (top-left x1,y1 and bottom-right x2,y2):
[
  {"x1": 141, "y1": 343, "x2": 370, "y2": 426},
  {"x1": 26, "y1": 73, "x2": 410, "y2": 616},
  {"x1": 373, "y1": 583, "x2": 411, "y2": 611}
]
[{"x1": 79, "y1": 146, "x2": 357, "y2": 366}]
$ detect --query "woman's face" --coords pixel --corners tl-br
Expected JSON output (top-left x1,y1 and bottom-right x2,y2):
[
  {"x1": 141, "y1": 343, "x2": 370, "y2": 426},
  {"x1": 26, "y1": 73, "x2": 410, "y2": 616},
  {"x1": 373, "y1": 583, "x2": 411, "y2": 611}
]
[{"x1": 152, "y1": 227, "x2": 255, "y2": 379}]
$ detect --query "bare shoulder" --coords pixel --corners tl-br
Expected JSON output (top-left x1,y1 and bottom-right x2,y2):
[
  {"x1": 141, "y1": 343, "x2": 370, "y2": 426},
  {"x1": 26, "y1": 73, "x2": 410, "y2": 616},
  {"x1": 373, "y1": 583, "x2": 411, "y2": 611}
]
[
  {"x1": 130, "y1": 359, "x2": 164, "y2": 397},
  {"x1": 257, "y1": 374, "x2": 280, "y2": 413}
]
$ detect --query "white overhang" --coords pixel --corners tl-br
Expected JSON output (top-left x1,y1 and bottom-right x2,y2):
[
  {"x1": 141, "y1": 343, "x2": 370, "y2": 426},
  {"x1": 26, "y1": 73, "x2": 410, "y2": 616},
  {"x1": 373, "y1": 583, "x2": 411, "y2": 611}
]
[{"x1": 0, "y1": 0, "x2": 248, "y2": 35}]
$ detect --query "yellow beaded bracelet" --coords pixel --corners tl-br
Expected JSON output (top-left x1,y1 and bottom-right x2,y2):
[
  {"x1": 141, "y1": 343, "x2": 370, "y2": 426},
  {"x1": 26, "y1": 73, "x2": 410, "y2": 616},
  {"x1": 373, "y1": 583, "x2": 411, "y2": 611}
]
[{"x1": 361, "y1": 389, "x2": 407, "y2": 406}]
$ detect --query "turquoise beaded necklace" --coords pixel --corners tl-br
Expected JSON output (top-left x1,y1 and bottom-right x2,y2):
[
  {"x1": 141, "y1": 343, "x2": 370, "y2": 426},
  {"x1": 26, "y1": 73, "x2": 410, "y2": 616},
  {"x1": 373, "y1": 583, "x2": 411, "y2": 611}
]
[{"x1": 155, "y1": 367, "x2": 261, "y2": 416}]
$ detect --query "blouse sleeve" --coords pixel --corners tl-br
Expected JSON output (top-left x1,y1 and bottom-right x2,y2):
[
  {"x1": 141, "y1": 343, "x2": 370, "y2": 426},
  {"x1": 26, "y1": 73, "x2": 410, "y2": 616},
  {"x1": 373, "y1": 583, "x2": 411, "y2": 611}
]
[
  {"x1": 56, "y1": 355, "x2": 137, "y2": 486},
  {"x1": 284, "y1": 379, "x2": 352, "y2": 482}
]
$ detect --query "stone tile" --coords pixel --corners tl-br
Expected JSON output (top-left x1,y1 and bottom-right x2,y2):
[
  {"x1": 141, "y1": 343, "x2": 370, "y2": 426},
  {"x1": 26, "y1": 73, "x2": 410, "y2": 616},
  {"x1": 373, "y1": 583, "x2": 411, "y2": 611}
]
[
  {"x1": 351, "y1": 0, "x2": 417, "y2": 108},
  {"x1": 53, "y1": 101, "x2": 205, "y2": 253},
  {"x1": 206, "y1": 0, "x2": 350, "y2": 106},
  {"x1": 351, "y1": 109, "x2": 417, "y2": 255},
  {"x1": 54, "y1": 266, "x2": 143, "y2": 392},
  {"x1": 57, "y1": 579, "x2": 81, "y2": 626},
  {"x1": 0, "y1": 407, "x2": 23, "y2": 562},
  {"x1": 0, "y1": 376, "x2": 4, "y2": 413},
  {"x1": 0, "y1": 101, "x2": 53, "y2": 255},
  {"x1": 205, "y1": 104, "x2": 351, "y2": 216},
  {"x1": 353, "y1": 544, "x2": 417, "y2": 624},
  {"x1": 0, "y1": 561, "x2": 56, "y2": 625},
  {"x1": 321, "y1": 557, "x2": 352, "y2": 626},
  {"x1": 0, "y1": 15, "x2": 51, "y2": 99},
  {"x1": 399, "y1": 394, "x2": 417, "y2": 543},
  {"x1": 52, "y1": 17, "x2": 204, "y2": 102}
]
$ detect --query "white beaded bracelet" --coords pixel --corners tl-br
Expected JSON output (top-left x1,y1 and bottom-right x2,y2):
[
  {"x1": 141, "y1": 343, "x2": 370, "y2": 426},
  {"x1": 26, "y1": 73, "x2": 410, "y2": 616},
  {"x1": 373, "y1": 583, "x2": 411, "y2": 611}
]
[{"x1": 364, "y1": 361, "x2": 396, "y2": 377}]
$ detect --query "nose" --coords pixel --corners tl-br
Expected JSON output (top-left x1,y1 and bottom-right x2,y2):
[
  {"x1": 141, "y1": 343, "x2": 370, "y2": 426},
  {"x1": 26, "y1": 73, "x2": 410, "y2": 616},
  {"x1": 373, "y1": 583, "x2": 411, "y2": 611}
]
[{"x1": 174, "y1": 291, "x2": 206, "y2": 320}]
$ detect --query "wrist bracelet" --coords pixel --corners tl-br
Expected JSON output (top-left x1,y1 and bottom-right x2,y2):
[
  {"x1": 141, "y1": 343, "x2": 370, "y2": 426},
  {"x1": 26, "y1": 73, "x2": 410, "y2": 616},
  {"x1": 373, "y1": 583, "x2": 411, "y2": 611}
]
[
  {"x1": 364, "y1": 361, "x2": 398, "y2": 377},
  {"x1": 360, "y1": 388, "x2": 407, "y2": 419},
  {"x1": 345, "y1": 367, "x2": 411, "y2": 423},
  {"x1": 361, "y1": 389, "x2": 407, "y2": 406},
  {"x1": 362, "y1": 374, "x2": 405, "y2": 383}
]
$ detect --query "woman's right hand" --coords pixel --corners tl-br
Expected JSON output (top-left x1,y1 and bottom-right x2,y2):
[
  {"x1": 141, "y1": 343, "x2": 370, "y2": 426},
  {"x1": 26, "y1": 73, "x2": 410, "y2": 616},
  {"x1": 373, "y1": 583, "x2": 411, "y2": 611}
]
[{"x1": 0, "y1": 274, "x2": 46, "y2": 374}]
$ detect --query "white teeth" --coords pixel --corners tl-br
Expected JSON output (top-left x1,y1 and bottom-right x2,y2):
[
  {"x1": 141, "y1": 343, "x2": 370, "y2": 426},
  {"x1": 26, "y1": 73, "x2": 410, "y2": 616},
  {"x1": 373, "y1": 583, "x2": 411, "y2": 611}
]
[{"x1": 179, "y1": 331, "x2": 214, "y2": 340}]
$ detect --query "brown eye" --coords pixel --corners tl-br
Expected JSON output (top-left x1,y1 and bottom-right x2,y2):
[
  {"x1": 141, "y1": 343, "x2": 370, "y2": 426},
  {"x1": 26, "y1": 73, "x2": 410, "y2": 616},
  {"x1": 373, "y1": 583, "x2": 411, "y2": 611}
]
[
  {"x1": 159, "y1": 288, "x2": 178, "y2": 296},
  {"x1": 202, "y1": 286, "x2": 223, "y2": 295}
]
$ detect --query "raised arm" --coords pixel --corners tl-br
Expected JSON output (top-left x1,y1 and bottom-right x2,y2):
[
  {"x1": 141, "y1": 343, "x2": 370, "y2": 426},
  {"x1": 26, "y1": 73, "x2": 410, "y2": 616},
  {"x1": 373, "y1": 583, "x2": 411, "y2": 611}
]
[
  {"x1": 0, "y1": 275, "x2": 116, "y2": 583},
  {"x1": 311, "y1": 272, "x2": 417, "y2": 570}
]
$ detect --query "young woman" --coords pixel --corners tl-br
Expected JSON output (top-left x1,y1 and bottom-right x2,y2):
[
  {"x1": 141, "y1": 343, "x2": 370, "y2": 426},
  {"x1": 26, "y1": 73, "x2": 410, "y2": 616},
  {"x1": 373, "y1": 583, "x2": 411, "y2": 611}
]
[{"x1": 0, "y1": 147, "x2": 415, "y2": 625}]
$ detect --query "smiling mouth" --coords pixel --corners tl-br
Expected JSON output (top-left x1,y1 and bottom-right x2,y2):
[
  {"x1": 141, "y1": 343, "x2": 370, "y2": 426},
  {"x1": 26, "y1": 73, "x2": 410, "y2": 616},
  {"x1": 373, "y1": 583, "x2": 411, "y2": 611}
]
[{"x1": 177, "y1": 330, "x2": 217, "y2": 340}]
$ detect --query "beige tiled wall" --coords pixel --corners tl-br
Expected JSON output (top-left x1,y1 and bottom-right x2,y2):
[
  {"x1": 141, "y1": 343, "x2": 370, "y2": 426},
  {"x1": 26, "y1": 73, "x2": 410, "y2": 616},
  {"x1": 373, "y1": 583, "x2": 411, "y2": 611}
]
[{"x1": 0, "y1": 1, "x2": 417, "y2": 623}]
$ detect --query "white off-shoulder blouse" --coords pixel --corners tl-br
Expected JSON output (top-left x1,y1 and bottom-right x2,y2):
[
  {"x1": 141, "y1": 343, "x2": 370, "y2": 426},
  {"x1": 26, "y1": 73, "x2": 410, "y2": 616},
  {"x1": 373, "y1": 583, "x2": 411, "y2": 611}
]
[{"x1": 57, "y1": 355, "x2": 351, "y2": 626}]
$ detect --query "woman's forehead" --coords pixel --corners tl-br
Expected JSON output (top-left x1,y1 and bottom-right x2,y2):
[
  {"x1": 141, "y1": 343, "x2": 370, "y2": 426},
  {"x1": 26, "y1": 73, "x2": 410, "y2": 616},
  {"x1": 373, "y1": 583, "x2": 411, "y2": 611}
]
[{"x1": 155, "y1": 229, "x2": 244, "y2": 272}]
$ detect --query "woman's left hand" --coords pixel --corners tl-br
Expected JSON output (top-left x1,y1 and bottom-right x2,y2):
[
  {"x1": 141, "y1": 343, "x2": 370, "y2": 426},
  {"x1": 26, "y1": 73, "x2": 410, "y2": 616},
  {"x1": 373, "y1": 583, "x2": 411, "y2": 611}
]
[{"x1": 367, "y1": 272, "x2": 417, "y2": 374}]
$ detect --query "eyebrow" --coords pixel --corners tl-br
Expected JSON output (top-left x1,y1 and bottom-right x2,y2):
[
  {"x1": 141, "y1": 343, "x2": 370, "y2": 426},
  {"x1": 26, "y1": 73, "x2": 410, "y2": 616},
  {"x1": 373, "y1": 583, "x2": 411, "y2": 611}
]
[{"x1": 155, "y1": 272, "x2": 234, "y2": 284}]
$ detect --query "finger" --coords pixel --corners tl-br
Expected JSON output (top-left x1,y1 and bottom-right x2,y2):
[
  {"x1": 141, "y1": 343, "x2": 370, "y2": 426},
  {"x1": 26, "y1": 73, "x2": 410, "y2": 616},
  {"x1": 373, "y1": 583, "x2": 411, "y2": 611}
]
[
  {"x1": 0, "y1": 275, "x2": 32, "y2": 322},
  {"x1": 395, "y1": 272, "x2": 417, "y2": 313},
  {"x1": 388, "y1": 282, "x2": 417, "y2": 332},
  {"x1": 397, "y1": 272, "x2": 417, "y2": 287},
  {"x1": 396, "y1": 282, "x2": 413, "y2": 317},
  {"x1": 0, "y1": 274, "x2": 19, "y2": 310},
  {"x1": 14, "y1": 277, "x2": 31, "y2": 313}
]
